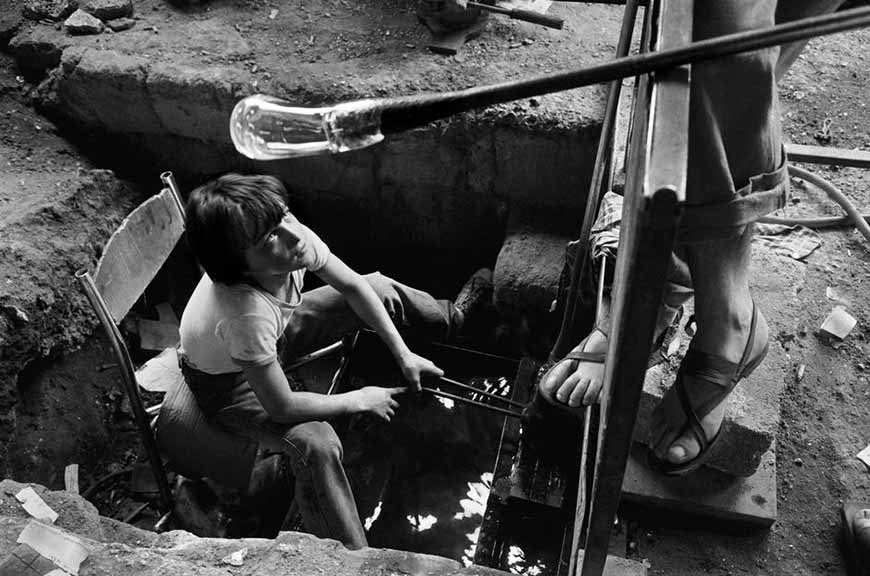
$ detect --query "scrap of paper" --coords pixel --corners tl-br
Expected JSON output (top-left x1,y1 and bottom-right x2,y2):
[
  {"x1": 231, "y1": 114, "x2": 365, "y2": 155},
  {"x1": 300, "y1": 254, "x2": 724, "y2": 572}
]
[
  {"x1": 819, "y1": 307, "x2": 858, "y2": 340},
  {"x1": 44, "y1": 570, "x2": 69, "y2": 576},
  {"x1": 136, "y1": 347, "x2": 184, "y2": 392},
  {"x1": 857, "y1": 443, "x2": 870, "y2": 469},
  {"x1": 16, "y1": 520, "x2": 89, "y2": 575},
  {"x1": 15, "y1": 487, "x2": 58, "y2": 523},
  {"x1": 64, "y1": 464, "x2": 79, "y2": 495}
]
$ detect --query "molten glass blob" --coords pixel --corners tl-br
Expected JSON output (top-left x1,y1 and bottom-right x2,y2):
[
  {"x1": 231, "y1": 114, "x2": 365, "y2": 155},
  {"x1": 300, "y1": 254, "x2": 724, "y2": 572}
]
[{"x1": 230, "y1": 94, "x2": 385, "y2": 160}]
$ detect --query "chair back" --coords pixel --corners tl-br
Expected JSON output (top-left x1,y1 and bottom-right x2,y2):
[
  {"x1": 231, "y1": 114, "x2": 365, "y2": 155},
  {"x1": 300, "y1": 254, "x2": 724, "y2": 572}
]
[
  {"x1": 77, "y1": 175, "x2": 187, "y2": 512},
  {"x1": 93, "y1": 187, "x2": 186, "y2": 324}
]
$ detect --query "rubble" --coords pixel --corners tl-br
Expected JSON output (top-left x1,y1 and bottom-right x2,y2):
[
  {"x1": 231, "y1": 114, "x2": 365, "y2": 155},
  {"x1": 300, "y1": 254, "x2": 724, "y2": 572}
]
[{"x1": 63, "y1": 9, "x2": 103, "y2": 35}]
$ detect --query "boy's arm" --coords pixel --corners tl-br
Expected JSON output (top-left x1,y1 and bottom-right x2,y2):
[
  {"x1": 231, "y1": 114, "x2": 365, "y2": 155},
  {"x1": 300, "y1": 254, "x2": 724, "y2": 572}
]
[
  {"x1": 313, "y1": 255, "x2": 443, "y2": 390},
  {"x1": 243, "y1": 360, "x2": 405, "y2": 423}
]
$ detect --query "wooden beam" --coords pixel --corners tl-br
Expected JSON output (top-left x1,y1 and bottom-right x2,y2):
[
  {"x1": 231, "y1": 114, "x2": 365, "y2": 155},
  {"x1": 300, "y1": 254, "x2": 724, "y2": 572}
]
[{"x1": 786, "y1": 143, "x2": 870, "y2": 168}]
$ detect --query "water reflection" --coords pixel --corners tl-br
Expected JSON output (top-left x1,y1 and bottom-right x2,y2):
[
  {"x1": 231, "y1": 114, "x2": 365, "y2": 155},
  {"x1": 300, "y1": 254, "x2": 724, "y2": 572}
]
[{"x1": 343, "y1": 375, "x2": 508, "y2": 563}]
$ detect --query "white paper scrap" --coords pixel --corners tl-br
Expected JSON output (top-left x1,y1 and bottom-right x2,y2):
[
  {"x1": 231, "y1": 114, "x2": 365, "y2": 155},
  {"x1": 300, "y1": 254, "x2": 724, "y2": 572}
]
[
  {"x1": 44, "y1": 570, "x2": 70, "y2": 576},
  {"x1": 136, "y1": 347, "x2": 184, "y2": 392},
  {"x1": 820, "y1": 307, "x2": 858, "y2": 340},
  {"x1": 15, "y1": 487, "x2": 59, "y2": 523},
  {"x1": 65, "y1": 464, "x2": 79, "y2": 495},
  {"x1": 16, "y1": 520, "x2": 89, "y2": 575},
  {"x1": 857, "y1": 443, "x2": 870, "y2": 469},
  {"x1": 221, "y1": 547, "x2": 248, "y2": 567}
]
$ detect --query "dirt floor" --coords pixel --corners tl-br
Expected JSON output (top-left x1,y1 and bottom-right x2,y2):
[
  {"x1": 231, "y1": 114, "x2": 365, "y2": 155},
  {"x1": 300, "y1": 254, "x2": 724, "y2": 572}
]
[{"x1": 1, "y1": 2, "x2": 870, "y2": 575}]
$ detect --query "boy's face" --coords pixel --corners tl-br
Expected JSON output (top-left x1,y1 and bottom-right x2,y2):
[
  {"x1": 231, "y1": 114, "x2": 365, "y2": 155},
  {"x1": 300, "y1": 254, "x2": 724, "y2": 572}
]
[{"x1": 243, "y1": 211, "x2": 312, "y2": 276}]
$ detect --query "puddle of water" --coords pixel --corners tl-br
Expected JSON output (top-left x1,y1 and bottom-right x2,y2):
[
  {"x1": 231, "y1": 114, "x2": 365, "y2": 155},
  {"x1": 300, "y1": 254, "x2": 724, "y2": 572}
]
[{"x1": 342, "y1": 374, "x2": 508, "y2": 564}]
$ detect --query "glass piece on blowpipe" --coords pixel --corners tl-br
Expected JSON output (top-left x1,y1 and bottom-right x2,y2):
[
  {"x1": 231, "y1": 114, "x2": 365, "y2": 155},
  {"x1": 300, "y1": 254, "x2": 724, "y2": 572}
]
[{"x1": 230, "y1": 94, "x2": 385, "y2": 160}]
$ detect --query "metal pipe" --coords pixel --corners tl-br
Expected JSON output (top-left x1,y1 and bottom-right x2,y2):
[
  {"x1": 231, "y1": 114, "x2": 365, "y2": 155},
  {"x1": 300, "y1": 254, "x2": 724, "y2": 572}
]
[
  {"x1": 420, "y1": 386, "x2": 523, "y2": 419},
  {"x1": 376, "y1": 7, "x2": 870, "y2": 134},
  {"x1": 159, "y1": 171, "x2": 186, "y2": 218},
  {"x1": 550, "y1": 0, "x2": 639, "y2": 360},
  {"x1": 436, "y1": 376, "x2": 526, "y2": 410},
  {"x1": 285, "y1": 340, "x2": 345, "y2": 371},
  {"x1": 76, "y1": 269, "x2": 174, "y2": 511}
]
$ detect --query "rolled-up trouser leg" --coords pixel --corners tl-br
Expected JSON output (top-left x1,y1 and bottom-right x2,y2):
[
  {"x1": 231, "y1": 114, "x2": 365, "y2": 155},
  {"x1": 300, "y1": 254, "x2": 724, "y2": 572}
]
[
  {"x1": 678, "y1": 0, "x2": 787, "y2": 243},
  {"x1": 283, "y1": 272, "x2": 459, "y2": 357}
]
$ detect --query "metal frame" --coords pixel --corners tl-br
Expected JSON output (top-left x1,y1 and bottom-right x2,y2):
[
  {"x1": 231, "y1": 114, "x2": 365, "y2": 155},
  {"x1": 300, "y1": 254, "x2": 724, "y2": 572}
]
[
  {"x1": 75, "y1": 172, "x2": 186, "y2": 513},
  {"x1": 578, "y1": 0, "x2": 692, "y2": 573}
]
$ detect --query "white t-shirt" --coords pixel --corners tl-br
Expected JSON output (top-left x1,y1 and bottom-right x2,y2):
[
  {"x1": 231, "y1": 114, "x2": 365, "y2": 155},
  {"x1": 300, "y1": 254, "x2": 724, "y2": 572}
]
[{"x1": 178, "y1": 224, "x2": 330, "y2": 374}]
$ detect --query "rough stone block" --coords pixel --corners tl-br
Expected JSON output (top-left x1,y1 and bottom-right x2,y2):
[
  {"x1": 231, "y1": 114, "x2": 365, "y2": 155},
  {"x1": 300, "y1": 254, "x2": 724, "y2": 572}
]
[
  {"x1": 23, "y1": 0, "x2": 78, "y2": 22},
  {"x1": 493, "y1": 226, "x2": 566, "y2": 321},
  {"x1": 81, "y1": 0, "x2": 132, "y2": 21},
  {"x1": 106, "y1": 17, "x2": 134, "y2": 32},
  {"x1": 64, "y1": 8, "x2": 103, "y2": 35}
]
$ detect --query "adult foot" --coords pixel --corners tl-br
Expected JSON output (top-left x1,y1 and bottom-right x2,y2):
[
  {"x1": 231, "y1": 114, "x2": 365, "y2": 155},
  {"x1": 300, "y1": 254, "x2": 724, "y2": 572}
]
[
  {"x1": 648, "y1": 303, "x2": 769, "y2": 473},
  {"x1": 539, "y1": 327, "x2": 608, "y2": 408}
]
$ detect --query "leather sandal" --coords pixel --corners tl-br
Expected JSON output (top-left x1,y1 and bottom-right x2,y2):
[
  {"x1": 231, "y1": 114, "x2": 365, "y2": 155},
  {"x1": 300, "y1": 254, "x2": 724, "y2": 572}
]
[
  {"x1": 647, "y1": 302, "x2": 769, "y2": 476},
  {"x1": 841, "y1": 501, "x2": 870, "y2": 576},
  {"x1": 538, "y1": 325, "x2": 671, "y2": 414}
]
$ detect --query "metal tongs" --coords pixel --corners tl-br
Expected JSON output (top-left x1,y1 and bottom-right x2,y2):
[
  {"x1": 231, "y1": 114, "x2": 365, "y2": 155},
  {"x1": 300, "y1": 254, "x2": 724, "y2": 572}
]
[{"x1": 421, "y1": 375, "x2": 525, "y2": 418}]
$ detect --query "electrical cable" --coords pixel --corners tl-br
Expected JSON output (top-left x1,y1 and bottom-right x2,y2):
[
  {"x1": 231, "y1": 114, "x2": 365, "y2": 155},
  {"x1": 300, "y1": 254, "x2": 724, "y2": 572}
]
[{"x1": 757, "y1": 164, "x2": 870, "y2": 244}]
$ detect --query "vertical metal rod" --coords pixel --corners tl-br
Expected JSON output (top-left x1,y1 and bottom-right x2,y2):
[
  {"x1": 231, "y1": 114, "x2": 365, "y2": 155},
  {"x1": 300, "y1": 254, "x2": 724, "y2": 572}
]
[
  {"x1": 550, "y1": 0, "x2": 641, "y2": 361},
  {"x1": 567, "y1": 256, "x2": 608, "y2": 576},
  {"x1": 160, "y1": 171, "x2": 186, "y2": 218},
  {"x1": 76, "y1": 270, "x2": 175, "y2": 511}
]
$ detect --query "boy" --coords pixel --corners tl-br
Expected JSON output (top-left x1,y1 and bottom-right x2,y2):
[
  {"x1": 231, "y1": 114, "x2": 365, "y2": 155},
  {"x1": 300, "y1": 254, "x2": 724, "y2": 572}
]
[{"x1": 178, "y1": 173, "x2": 489, "y2": 548}]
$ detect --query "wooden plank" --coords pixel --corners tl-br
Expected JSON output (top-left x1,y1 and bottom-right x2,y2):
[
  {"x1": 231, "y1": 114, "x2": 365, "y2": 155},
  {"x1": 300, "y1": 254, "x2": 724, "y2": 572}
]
[
  {"x1": 94, "y1": 188, "x2": 185, "y2": 323},
  {"x1": 786, "y1": 142, "x2": 870, "y2": 168},
  {"x1": 620, "y1": 443, "x2": 777, "y2": 528}
]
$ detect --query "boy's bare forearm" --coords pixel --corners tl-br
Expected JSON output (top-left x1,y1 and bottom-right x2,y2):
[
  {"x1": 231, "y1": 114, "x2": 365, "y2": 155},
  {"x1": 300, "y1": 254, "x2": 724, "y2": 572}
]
[
  {"x1": 273, "y1": 390, "x2": 361, "y2": 423},
  {"x1": 343, "y1": 280, "x2": 412, "y2": 362},
  {"x1": 244, "y1": 360, "x2": 362, "y2": 423}
]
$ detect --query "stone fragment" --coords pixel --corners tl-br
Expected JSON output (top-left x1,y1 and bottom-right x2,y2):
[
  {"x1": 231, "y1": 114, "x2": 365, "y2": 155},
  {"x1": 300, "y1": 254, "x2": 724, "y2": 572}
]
[
  {"x1": 63, "y1": 9, "x2": 103, "y2": 35},
  {"x1": 81, "y1": 0, "x2": 132, "y2": 21},
  {"x1": 22, "y1": 0, "x2": 78, "y2": 22},
  {"x1": 106, "y1": 16, "x2": 134, "y2": 31}
]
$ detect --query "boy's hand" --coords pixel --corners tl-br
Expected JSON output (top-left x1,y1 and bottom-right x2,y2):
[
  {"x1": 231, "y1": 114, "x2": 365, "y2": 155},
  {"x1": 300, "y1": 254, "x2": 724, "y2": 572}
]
[
  {"x1": 354, "y1": 386, "x2": 406, "y2": 422},
  {"x1": 398, "y1": 352, "x2": 443, "y2": 392}
]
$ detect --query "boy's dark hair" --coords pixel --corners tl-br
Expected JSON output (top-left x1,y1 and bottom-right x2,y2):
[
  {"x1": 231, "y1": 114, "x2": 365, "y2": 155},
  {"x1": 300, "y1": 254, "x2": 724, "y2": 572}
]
[{"x1": 185, "y1": 173, "x2": 288, "y2": 285}]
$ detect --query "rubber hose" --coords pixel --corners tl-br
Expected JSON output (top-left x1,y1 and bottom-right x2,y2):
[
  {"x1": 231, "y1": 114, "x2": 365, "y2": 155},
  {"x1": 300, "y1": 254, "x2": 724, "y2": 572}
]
[{"x1": 757, "y1": 164, "x2": 870, "y2": 243}]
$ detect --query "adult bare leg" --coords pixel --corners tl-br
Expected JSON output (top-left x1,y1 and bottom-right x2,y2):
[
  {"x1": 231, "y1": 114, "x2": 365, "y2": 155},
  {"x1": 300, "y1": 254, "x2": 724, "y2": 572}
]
[{"x1": 648, "y1": 226, "x2": 769, "y2": 465}]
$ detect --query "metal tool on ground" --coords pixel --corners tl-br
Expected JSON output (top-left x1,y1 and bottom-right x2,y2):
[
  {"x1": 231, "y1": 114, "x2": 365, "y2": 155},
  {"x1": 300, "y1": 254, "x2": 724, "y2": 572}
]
[
  {"x1": 467, "y1": 1, "x2": 564, "y2": 29},
  {"x1": 231, "y1": 6, "x2": 870, "y2": 160}
]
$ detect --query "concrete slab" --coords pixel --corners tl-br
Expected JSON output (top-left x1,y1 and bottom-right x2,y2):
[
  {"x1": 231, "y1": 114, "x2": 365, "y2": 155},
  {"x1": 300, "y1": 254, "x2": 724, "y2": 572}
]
[{"x1": 621, "y1": 443, "x2": 777, "y2": 528}]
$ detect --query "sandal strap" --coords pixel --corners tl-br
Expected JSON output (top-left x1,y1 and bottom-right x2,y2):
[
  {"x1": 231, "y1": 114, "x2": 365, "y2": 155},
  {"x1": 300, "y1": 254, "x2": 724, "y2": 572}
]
[
  {"x1": 561, "y1": 326, "x2": 608, "y2": 364},
  {"x1": 564, "y1": 351, "x2": 605, "y2": 363},
  {"x1": 675, "y1": 375, "x2": 710, "y2": 454},
  {"x1": 681, "y1": 302, "x2": 768, "y2": 389}
]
